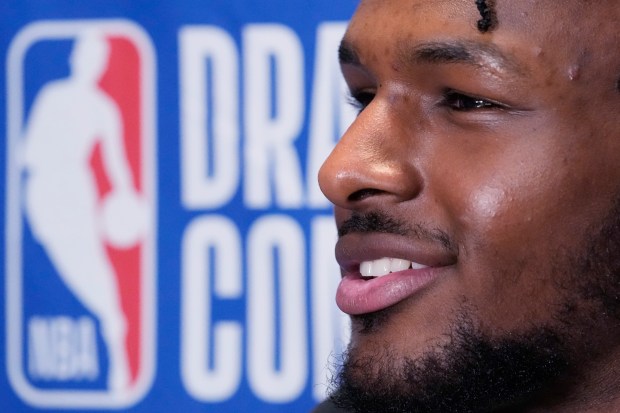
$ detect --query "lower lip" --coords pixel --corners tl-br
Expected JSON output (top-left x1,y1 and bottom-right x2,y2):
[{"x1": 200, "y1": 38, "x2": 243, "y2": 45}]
[{"x1": 336, "y1": 268, "x2": 440, "y2": 315}]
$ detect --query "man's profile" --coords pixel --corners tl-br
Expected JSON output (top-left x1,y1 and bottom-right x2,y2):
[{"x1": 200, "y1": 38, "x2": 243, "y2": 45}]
[{"x1": 315, "y1": 0, "x2": 620, "y2": 412}]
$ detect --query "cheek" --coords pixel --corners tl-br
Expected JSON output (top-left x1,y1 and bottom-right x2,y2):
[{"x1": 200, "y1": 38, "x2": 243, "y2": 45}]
[
  {"x1": 457, "y1": 179, "x2": 546, "y2": 250},
  {"x1": 468, "y1": 186, "x2": 510, "y2": 222},
  {"x1": 446, "y1": 150, "x2": 620, "y2": 332},
  {"x1": 447, "y1": 133, "x2": 597, "y2": 257},
  {"x1": 448, "y1": 168, "x2": 579, "y2": 325}
]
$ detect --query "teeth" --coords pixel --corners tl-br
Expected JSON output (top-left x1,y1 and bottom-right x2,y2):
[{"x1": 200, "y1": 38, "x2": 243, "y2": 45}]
[
  {"x1": 360, "y1": 257, "x2": 390, "y2": 277},
  {"x1": 411, "y1": 261, "x2": 427, "y2": 270},
  {"x1": 360, "y1": 257, "x2": 428, "y2": 278},
  {"x1": 391, "y1": 258, "x2": 411, "y2": 272}
]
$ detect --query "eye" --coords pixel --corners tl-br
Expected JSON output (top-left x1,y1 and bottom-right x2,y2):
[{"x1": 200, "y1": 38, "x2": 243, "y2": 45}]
[
  {"x1": 347, "y1": 90, "x2": 375, "y2": 114},
  {"x1": 443, "y1": 90, "x2": 503, "y2": 111}
]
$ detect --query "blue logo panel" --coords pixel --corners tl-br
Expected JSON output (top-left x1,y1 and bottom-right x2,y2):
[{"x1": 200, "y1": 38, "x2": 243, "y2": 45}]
[
  {"x1": 2, "y1": 1, "x2": 357, "y2": 412},
  {"x1": 6, "y1": 20, "x2": 156, "y2": 409}
]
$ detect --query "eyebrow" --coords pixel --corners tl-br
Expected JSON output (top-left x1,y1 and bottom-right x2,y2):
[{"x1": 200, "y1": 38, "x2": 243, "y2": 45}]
[
  {"x1": 338, "y1": 40, "x2": 360, "y2": 66},
  {"x1": 339, "y1": 39, "x2": 524, "y2": 75}
]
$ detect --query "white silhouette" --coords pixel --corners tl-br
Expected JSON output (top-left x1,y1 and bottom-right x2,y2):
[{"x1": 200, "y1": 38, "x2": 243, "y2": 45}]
[{"x1": 22, "y1": 30, "x2": 148, "y2": 393}]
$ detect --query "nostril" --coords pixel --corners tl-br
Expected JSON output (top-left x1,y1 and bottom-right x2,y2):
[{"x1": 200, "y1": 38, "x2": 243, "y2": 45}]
[{"x1": 347, "y1": 188, "x2": 384, "y2": 202}]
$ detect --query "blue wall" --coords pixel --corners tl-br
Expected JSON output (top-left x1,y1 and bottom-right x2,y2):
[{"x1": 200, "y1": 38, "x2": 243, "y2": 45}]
[{"x1": 1, "y1": 1, "x2": 357, "y2": 411}]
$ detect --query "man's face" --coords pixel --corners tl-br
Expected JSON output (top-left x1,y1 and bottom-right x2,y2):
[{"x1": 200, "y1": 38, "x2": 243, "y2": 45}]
[{"x1": 319, "y1": 0, "x2": 620, "y2": 411}]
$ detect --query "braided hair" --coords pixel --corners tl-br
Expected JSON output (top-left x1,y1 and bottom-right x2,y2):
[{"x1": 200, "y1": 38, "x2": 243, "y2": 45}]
[{"x1": 475, "y1": 0, "x2": 495, "y2": 32}]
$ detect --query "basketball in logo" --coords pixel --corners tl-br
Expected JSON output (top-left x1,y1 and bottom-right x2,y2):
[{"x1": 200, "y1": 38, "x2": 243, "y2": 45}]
[{"x1": 5, "y1": 20, "x2": 156, "y2": 408}]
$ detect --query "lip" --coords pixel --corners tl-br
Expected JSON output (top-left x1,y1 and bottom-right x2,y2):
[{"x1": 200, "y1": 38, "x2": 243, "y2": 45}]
[{"x1": 335, "y1": 232, "x2": 456, "y2": 315}]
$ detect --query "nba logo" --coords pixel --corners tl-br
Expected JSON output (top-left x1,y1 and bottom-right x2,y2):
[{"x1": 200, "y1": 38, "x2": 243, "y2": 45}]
[{"x1": 5, "y1": 20, "x2": 156, "y2": 408}]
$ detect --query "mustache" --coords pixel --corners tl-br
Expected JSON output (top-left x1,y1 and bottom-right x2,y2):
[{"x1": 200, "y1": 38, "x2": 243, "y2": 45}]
[{"x1": 338, "y1": 211, "x2": 458, "y2": 254}]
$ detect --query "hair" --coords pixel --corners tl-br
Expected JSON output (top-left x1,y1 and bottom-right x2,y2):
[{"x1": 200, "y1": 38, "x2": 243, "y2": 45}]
[{"x1": 475, "y1": 0, "x2": 495, "y2": 32}]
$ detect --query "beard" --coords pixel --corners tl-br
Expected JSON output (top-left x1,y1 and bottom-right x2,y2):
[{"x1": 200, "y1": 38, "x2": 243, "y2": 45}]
[
  {"x1": 331, "y1": 317, "x2": 569, "y2": 413},
  {"x1": 329, "y1": 204, "x2": 620, "y2": 413}
]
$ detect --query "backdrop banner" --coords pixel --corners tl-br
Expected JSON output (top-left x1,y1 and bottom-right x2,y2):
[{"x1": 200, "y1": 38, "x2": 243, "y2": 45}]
[{"x1": 1, "y1": 1, "x2": 357, "y2": 411}]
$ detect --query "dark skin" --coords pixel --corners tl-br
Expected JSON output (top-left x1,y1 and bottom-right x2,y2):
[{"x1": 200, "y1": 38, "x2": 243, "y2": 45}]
[{"x1": 319, "y1": 0, "x2": 620, "y2": 411}]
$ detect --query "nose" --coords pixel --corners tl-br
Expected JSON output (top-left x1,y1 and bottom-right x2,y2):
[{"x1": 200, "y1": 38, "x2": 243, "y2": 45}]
[{"x1": 318, "y1": 101, "x2": 423, "y2": 211}]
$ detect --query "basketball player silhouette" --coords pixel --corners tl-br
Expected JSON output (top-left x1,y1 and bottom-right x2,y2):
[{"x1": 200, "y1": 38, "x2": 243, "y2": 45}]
[{"x1": 22, "y1": 30, "x2": 147, "y2": 393}]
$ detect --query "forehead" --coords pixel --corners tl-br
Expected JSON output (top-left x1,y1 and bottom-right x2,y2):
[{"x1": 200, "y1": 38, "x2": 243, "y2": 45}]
[
  {"x1": 345, "y1": 0, "x2": 618, "y2": 75},
  {"x1": 350, "y1": 0, "x2": 614, "y2": 29}
]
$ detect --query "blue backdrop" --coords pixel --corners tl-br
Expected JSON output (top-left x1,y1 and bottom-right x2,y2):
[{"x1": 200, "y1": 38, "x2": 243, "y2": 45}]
[{"x1": 1, "y1": 1, "x2": 357, "y2": 411}]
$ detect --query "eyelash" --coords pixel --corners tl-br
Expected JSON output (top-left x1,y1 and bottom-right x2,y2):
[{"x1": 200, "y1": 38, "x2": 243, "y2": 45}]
[
  {"x1": 346, "y1": 89, "x2": 504, "y2": 113},
  {"x1": 347, "y1": 90, "x2": 375, "y2": 114},
  {"x1": 441, "y1": 90, "x2": 503, "y2": 111}
]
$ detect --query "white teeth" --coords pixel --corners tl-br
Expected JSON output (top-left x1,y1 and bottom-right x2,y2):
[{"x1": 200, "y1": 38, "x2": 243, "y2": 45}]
[
  {"x1": 411, "y1": 261, "x2": 427, "y2": 270},
  {"x1": 359, "y1": 257, "x2": 428, "y2": 278},
  {"x1": 360, "y1": 258, "x2": 390, "y2": 277},
  {"x1": 360, "y1": 261, "x2": 373, "y2": 277},
  {"x1": 374, "y1": 258, "x2": 391, "y2": 276},
  {"x1": 391, "y1": 258, "x2": 411, "y2": 272}
]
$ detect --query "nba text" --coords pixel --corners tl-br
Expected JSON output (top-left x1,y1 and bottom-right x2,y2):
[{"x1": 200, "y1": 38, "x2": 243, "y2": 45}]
[{"x1": 28, "y1": 316, "x2": 99, "y2": 382}]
